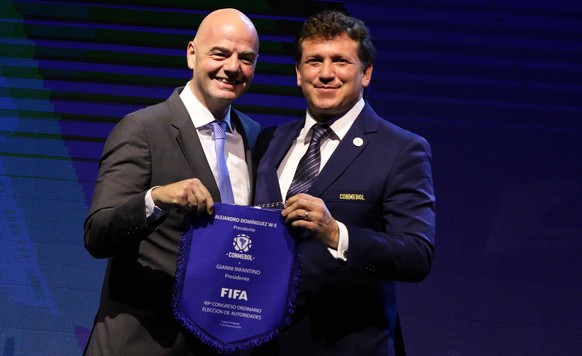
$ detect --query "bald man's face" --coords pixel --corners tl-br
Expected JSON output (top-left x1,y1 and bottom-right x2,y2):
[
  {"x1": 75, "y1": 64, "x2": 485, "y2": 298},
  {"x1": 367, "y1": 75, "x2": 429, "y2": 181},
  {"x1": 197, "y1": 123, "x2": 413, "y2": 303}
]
[{"x1": 187, "y1": 15, "x2": 258, "y2": 115}]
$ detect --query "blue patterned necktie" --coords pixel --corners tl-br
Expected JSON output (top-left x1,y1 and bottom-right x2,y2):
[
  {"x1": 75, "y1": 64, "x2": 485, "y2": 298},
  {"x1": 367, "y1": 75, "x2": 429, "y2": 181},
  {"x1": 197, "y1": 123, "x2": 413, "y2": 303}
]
[
  {"x1": 211, "y1": 120, "x2": 235, "y2": 204},
  {"x1": 286, "y1": 123, "x2": 333, "y2": 199}
]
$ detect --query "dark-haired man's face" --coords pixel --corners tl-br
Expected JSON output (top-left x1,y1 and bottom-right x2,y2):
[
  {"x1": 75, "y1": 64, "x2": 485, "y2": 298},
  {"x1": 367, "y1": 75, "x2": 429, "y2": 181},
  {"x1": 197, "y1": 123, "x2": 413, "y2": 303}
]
[{"x1": 296, "y1": 33, "x2": 372, "y2": 121}]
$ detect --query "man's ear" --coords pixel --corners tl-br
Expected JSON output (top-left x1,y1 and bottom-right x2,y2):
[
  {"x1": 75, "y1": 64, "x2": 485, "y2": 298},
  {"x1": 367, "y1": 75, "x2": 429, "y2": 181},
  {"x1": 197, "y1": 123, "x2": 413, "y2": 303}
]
[
  {"x1": 295, "y1": 64, "x2": 302, "y2": 87},
  {"x1": 186, "y1": 41, "x2": 196, "y2": 70},
  {"x1": 362, "y1": 64, "x2": 373, "y2": 88}
]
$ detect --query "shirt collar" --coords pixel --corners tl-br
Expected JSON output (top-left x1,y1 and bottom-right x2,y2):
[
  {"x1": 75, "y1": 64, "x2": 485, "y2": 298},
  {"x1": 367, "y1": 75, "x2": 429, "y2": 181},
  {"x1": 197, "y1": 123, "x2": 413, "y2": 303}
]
[
  {"x1": 179, "y1": 82, "x2": 232, "y2": 131},
  {"x1": 301, "y1": 98, "x2": 365, "y2": 143}
]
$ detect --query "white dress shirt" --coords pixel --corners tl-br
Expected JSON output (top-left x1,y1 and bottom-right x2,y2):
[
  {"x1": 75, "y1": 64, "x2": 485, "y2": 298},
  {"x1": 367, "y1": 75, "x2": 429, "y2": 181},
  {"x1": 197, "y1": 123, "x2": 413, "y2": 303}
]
[
  {"x1": 145, "y1": 83, "x2": 251, "y2": 218},
  {"x1": 277, "y1": 98, "x2": 366, "y2": 260},
  {"x1": 178, "y1": 83, "x2": 250, "y2": 205}
]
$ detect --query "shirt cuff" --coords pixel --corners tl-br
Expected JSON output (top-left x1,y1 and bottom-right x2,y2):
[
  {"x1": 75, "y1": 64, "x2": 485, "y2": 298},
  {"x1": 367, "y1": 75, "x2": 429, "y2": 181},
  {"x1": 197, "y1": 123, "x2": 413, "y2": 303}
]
[
  {"x1": 145, "y1": 186, "x2": 165, "y2": 224},
  {"x1": 328, "y1": 221, "x2": 349, "y2": 261}
]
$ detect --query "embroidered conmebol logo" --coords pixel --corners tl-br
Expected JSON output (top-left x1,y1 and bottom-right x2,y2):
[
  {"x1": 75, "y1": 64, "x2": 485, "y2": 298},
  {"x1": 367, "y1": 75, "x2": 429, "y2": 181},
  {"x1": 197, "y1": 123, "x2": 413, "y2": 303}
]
[{"x1": 233, "y1": 234, "x2": 252, "y2": 253}]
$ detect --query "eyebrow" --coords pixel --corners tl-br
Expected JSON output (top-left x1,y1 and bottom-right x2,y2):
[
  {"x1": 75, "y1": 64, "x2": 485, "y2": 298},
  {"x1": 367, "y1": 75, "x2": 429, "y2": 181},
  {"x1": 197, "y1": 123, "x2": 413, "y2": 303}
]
[{"x1": 304, "y1": 54, "x2": 351, "y2": 61}]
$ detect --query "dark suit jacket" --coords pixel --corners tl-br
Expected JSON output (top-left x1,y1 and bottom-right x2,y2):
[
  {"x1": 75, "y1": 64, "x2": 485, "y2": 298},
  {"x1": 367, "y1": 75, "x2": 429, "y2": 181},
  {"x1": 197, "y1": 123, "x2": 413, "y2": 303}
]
[
  {"x1": 83, "y1": 87, "x2": 262, "y2": 355},
  {"x1": 250, "y1": 103, "x2": 435, "y2": 356}
]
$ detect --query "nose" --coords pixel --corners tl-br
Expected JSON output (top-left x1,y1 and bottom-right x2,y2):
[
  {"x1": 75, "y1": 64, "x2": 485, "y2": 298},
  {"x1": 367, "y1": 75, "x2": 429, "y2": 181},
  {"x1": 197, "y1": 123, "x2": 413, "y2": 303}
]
[
  {"x1": 224, "y1": 54, "x2": 240, "y2": 74},
  {"x1": 319, "y1": 60, "x2": 335, "y2": 82}
]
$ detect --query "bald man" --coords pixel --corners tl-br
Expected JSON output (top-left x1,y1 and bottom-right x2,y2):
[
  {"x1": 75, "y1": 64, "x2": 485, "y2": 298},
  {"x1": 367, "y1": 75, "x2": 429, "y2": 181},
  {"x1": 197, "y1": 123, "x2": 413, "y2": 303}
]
[{"x1": 83, "y1": 8, "x2": 262, "y2": 355}]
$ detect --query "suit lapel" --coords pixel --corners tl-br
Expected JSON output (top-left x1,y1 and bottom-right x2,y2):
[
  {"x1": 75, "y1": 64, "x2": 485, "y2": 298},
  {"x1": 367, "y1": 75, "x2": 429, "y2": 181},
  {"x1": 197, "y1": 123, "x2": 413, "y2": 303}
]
[
  {"x1": 309, "y1": 105, "x2": 379, "y2": 197},
  {"x1": 231, "y1": 108, "x2": 260, "y2": 192},
  {"x1": 168, "y1": 89, "x2": 220, "y2": 200},
  {"x1": 264, "y1": 120, "x2": 304, "y2": 202}
]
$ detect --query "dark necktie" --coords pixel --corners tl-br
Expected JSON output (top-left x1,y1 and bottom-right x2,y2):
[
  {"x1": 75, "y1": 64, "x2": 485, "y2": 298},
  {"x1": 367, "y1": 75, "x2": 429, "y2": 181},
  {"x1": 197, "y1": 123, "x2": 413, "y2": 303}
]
[
  {"x1": 286, "y1": 123, "x2": 333, "y2": 199},
  {"x1": 211, "y1": 120, "x2": 235, "y2": 204}
]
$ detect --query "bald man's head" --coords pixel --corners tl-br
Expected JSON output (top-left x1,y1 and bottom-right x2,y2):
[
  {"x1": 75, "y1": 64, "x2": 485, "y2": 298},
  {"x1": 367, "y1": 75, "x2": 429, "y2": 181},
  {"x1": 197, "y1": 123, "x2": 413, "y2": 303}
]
[
  {"x1": 186, "y1": 8, "x2": 259, "y2": 118},
  {"x1": 195, "y1": 9, "x2": 259, "y2": 52}
]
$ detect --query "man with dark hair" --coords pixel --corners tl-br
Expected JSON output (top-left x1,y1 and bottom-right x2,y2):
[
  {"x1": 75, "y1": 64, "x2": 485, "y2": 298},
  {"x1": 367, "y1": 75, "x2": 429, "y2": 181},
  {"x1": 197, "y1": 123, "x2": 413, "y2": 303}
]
[{"x1": 252, "y1": 10, "x2": 435, "y2": 356}]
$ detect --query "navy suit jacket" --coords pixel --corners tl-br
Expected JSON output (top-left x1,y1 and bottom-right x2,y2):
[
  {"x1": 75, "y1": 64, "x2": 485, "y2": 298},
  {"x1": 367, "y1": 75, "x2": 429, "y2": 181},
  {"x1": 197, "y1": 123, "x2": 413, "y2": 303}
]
[{"x1": 251, "y1": 103, "x2": 435, "y2": 356}]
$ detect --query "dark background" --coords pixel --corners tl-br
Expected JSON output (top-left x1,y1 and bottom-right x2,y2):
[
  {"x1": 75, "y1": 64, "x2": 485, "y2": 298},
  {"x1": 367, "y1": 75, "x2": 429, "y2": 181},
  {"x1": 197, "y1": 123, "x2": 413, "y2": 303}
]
[{"x1": 1, "y1": 0, "x2": 581, "y2": 355}]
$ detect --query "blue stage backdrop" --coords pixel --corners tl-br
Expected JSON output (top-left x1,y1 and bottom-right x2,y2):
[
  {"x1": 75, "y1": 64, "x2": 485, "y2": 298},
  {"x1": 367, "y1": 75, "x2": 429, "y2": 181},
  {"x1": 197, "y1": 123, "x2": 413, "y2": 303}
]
[{"x1": 1, "y1": 1, "x2": 581, "y2": 355}]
